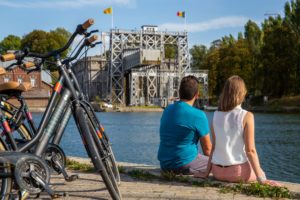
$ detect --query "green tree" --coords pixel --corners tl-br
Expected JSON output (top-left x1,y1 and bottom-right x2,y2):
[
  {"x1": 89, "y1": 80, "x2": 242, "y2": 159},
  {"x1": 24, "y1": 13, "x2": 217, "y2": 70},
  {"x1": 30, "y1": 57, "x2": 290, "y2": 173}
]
[
  {"x1": 164, "y1": 44, "x2": 177, "y2": 69},
  {"x1": 0, "y1": 35, "x2": 21, "y2": 54},
  {"x1": 244, "y1": 20, "x2": 263, "y2": 95},
  {"x1": 284, "y1": 0, "x2": 300, "y2": 94},
  {"x1": 21, "y1": 28, "x2": 71, "y2": 59},
  {"x1": 189, "y1": 45, "x2": 207, "y2": 70},
  {"x1": 164, "y1": 44, "x2": 177, "y2": 59},
  {"x1": 261, "y1": 16, "x2": 298, "y2": 97}
]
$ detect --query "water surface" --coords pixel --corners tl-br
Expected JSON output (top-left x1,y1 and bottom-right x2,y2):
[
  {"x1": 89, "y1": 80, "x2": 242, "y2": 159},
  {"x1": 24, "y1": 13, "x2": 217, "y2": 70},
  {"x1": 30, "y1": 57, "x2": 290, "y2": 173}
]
[{"x1": 32, "y1": 112, "x2": 300, "y2": 183}]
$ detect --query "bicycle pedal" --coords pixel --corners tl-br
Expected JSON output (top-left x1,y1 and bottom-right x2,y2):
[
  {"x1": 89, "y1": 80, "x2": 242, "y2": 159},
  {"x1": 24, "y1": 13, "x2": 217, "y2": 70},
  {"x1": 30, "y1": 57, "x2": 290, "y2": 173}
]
[{"x1": 51, "y1": 192, "x2": 66, "y2": 199}]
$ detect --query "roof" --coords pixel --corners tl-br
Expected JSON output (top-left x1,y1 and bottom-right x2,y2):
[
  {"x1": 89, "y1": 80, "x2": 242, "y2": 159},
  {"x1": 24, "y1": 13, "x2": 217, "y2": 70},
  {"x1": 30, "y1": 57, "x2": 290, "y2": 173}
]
[
  {"x1": 41, "y1": 70, "x2": 53, "y2": 86},
  {"x1": 0, "y1": 59, "x2": 53, "y2": 85}
]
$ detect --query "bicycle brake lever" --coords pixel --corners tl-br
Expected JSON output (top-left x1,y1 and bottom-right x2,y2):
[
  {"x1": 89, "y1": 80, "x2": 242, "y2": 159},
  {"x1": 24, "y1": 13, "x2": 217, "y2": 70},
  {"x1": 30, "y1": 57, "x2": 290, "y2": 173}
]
[
  {"x1": 90, "y1": 41, "x2": 102, "y2": 48},
  {"x1": 85, "y1": 29, "x2": 99, "y2": 37}
]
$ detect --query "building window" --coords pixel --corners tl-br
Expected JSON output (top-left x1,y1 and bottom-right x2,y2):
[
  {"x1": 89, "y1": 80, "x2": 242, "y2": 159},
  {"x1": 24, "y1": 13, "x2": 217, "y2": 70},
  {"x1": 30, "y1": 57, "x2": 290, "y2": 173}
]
[
  {"x1": 30, "y1": 77, "x2": 36, "y2": 87},
  {"x1": 4, "y1": 77, "x2": 10, "y2": 83},
  {"x1": 17, "y1": 77, "x2": 23, "y2": 84}
]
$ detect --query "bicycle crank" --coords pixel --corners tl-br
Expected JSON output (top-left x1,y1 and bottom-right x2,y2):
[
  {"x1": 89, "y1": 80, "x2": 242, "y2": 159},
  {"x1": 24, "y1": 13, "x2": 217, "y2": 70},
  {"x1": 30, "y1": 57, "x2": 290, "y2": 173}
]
[{"x1": 43, "y1": 144, "x2": 78, "y2": 182}]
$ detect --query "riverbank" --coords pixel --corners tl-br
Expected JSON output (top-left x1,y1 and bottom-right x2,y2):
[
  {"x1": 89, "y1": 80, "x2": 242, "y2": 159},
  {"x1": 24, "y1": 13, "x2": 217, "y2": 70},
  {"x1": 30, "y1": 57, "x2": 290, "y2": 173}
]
[
  {"x1": 249, "y1": 106, "x2": 300, "y2": 113},
  {"x1": 50, "y1": 156, "x2": 300, "y2": 200}
]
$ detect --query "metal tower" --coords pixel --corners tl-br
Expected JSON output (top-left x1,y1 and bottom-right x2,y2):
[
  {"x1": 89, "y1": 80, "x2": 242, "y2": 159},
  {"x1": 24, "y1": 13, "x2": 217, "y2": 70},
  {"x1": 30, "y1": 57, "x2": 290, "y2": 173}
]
[{"x1": 108, "y1": 26, "x2": 208, "y2": 106}]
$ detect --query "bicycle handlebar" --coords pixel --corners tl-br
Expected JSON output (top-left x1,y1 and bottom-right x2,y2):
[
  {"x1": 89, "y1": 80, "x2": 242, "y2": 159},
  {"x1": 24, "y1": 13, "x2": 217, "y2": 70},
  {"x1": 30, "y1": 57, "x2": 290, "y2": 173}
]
[
  {"x1": 22, "y1": 62, "x2": 35, "y2": 69},
  {"x1": 82, "y1": 19, "x2": 94, "y2": 30},
  {"x1": 0, "y1": 18, "x2": 94, "y2": 61},
  {"x1": 88, "y1": 35, "x2": 98, "y2": 44},
  {"x1": 0, "y1": 53, "x2": 16, "y2": 62}
]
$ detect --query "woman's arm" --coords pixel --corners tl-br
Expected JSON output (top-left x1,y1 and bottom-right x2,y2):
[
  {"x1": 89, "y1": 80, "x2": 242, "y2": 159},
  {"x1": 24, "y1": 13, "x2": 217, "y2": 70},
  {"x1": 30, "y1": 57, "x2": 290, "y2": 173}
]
[
  {"x1": 244, "y1": 112, "x2": 280, "y2": 186},
  {"x1": 244, "y1": 112, "x2": 265, "y2": 181}
]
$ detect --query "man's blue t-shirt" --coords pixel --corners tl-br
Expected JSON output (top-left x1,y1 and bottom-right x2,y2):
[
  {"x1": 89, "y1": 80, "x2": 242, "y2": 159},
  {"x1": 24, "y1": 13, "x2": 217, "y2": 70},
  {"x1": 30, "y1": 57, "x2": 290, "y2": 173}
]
[{"x1": 157, "y1": 101, "x2": 210, "y2": 169}]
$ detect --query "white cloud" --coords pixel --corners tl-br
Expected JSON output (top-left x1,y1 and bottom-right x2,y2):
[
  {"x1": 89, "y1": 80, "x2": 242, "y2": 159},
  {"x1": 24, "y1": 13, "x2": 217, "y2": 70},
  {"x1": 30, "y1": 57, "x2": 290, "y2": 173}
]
[
  {"x1": 0, "y1": 0, "x2": 133, "y2": 8},
  {"x1": 158, "y1": 16, "x2": 249, "y2": 33}
]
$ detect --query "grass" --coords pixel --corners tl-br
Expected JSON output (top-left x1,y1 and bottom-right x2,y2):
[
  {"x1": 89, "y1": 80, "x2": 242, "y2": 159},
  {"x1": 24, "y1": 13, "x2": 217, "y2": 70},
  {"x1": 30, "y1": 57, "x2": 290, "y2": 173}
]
[
  {"x1": 66, "y1": 159, "x2": 296, "y2": 199},
  {"x1": 117, "y1": 166, "x2": 126, "y2": 174},
  {"x1": 128, "y1": 170, "x2": 295, "y2": 199},
  {"x1": 129, "y1": 105, "x2": 161, "y2": 109},
  {"x1": 66, "y1": 159, "x2": 95, "y2": 172},
  {"x1": 220, "y1": 183, "x2": 292, "y2": 199},
  {"x1": 128, "y1": 170, "x2": 157, "y2": 181}
]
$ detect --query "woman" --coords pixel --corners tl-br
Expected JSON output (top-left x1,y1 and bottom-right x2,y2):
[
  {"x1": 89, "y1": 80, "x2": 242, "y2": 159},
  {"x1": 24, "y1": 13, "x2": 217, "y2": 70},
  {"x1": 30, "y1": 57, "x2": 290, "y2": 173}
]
[{"x1": 195, "y1": 76, "x2": 279, "y2": 186}]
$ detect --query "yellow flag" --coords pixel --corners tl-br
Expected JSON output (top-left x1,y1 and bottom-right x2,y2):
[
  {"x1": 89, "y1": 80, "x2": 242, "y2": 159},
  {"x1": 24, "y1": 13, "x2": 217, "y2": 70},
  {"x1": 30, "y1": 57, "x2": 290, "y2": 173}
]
[{"x1": 103, "y1": 7, "x2": 112, "y2": 14}]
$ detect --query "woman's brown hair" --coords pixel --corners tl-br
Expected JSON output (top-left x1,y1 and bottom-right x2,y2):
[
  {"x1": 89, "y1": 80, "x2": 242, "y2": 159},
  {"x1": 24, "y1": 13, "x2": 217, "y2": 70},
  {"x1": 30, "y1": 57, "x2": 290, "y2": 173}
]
[{"x1": 218, "y1": 75, "x2": 247, "y2": 112}]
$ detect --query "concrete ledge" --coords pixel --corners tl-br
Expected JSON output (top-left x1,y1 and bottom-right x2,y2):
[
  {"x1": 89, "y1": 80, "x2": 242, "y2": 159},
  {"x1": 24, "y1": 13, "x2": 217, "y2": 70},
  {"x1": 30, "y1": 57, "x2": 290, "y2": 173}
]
[{"x1": 68, "y1": 156, "x2": 300, "y2": 199}]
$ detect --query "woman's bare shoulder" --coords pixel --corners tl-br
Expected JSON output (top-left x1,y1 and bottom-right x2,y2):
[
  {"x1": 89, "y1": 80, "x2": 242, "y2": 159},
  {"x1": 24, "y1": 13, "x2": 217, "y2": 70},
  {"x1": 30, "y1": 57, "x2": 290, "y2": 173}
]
[{"x1": 243, "y1": 111, "x2": 254, "y2": 127}]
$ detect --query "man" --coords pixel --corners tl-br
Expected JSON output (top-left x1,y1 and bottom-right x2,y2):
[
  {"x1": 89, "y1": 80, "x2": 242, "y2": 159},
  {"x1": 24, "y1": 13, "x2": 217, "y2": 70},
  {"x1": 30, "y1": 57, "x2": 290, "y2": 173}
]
[{"x1": 158, "y1": 75, "x2": 212, "y2": 174}]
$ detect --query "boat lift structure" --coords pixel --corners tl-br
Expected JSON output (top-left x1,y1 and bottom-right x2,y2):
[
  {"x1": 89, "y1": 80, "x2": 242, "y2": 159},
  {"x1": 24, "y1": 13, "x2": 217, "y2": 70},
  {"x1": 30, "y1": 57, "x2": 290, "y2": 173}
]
[{"x1": 107, "y1": 25, "x2": 209, "y2": 107}]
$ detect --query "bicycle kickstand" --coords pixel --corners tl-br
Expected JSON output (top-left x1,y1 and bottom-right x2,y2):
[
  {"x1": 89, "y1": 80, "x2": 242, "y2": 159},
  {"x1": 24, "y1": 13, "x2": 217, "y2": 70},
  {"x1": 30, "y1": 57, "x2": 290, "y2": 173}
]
[{"x1": 52, "y1": 156, "x2": 79, "y2": 182}]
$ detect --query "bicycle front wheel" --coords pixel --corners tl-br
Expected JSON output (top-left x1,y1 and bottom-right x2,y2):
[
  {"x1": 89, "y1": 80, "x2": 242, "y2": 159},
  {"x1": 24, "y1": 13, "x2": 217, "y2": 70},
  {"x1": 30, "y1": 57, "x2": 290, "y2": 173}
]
[
  {"x1": 74, "y1": 107, "x2": 121, "y2": 200},
  {"x1": 84, "y1": 104, "x2": 120, "y2": 184}
]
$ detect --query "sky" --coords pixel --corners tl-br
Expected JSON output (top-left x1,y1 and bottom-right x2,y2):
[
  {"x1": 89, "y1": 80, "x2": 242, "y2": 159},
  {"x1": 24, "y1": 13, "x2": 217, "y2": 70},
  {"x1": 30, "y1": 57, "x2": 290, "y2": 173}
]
[{"x1": 0, "y1": 0, "x2": 289, "y2": 56}]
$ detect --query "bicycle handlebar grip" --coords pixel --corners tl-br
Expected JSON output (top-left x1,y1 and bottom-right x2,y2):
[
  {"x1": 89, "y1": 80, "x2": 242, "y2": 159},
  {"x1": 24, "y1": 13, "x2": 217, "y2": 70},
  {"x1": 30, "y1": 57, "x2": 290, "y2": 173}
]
[
  {"x1": 82, "y1": 19, "x2": 94, "y2": 30},
  {"x1": 88, "y1": 35, "x2": 98, "y2": 43},
  {"x1": 23, "y1": 62, "x2": 35, "y2": 68},
  {"x1": 0, "y1": 54, "x2": 15, "y2": 62}
]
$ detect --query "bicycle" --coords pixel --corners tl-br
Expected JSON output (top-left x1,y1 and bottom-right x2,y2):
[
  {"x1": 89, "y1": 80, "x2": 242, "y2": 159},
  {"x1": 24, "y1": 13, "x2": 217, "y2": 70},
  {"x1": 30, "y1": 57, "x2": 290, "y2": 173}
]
[
  {"x1": 0, "y1": 35, "x2": 120, "y2": 186},
  {"x1": 0, "y1": 19, "x2": 121, "y2": 200}
]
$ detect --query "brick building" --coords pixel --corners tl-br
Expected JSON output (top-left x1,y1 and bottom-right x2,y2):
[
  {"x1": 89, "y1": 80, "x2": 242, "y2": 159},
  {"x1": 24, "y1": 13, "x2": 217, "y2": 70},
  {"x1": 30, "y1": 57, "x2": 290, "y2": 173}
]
[{"x1": 0, "y1": 62, "x2": 52, "y2": 111}]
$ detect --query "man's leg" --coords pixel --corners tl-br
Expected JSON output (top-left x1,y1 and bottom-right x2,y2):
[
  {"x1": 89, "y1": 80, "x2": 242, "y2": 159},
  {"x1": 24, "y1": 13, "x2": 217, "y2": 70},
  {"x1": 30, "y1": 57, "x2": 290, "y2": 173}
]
[{"x1": 177, "y1": 154, "x2": 208, "y2": 175}]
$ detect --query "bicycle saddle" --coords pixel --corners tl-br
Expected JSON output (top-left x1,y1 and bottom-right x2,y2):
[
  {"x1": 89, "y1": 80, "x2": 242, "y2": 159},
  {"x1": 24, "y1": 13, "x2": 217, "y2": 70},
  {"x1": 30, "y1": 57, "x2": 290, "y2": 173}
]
[
  {"x1": 0, "y1": 67, "x2": 6, "y2": 75},
  {"x1": 0, "y1": 81, "x2": 32, "y2": 93}
]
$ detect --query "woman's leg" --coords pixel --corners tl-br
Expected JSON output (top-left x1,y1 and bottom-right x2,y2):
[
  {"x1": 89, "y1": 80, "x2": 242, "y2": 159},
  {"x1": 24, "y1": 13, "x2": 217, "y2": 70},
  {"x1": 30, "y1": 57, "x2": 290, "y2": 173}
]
[{"x1": 212, "y1": 162, "x2": 257, "y2": 183}]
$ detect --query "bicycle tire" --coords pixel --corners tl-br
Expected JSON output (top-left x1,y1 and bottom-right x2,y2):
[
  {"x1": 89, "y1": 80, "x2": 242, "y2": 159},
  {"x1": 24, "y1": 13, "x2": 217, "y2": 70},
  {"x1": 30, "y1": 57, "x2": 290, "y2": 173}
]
[
  {"x1": 74, "y1": 107, "x2": 121, "y2": 200},
  {"x1": 3, "y1": 110, "x2": 32, "y2": 141},
  {"x1": 0, "y1": 140, "x2": 12, "y2": 200},
  {"x1": 86, "y1": 117, "x2": 121, "y2": 195},
  {"x1": 83, "y1": 104, "x2": 121, "y2": 184}
]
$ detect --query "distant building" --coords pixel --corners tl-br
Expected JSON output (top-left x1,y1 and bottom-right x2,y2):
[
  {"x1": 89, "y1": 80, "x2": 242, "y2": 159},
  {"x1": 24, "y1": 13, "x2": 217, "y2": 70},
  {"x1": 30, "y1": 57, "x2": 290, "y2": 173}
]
[
  {"x1": 72, "y1": 56, "x2": 109, "y2": 101},
  {"x1": 0, "y1": 60, "x2": 52, "y2": 111}
]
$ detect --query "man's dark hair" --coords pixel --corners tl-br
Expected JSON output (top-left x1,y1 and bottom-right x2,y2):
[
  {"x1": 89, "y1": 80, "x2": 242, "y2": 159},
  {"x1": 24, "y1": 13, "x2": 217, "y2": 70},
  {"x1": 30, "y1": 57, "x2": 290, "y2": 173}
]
[{"x1": 179, "y1": 75, "x2": 199, "y2": 100}]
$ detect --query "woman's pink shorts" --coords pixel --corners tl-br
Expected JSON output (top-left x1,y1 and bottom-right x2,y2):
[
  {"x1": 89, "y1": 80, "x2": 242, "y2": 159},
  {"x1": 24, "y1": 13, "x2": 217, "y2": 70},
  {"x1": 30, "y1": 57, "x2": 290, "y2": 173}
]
[{"x1": 212, "y1": 162, "x2": 257, "y2": 183}]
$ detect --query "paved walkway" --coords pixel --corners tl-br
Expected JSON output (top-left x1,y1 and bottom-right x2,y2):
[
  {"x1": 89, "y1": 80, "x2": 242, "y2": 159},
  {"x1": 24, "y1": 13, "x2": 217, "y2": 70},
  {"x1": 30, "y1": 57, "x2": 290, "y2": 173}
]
[{"x1": 35, "y1": 158, "x2": 300, "y2": 200}]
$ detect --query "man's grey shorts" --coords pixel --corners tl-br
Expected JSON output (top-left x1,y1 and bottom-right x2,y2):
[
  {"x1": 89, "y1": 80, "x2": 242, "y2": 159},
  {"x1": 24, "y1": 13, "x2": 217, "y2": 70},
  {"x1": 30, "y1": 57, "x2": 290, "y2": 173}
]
[{"x1": 163, "y1": 154, "x2": 209, "y2": 175}]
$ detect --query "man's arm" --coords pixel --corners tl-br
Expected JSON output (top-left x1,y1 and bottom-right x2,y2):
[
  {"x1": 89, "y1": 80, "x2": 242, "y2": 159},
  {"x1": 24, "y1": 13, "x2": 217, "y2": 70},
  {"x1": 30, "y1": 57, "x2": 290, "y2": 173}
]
[{"x1": 200, "y1": 134, "x2": 212, "y2": 156}]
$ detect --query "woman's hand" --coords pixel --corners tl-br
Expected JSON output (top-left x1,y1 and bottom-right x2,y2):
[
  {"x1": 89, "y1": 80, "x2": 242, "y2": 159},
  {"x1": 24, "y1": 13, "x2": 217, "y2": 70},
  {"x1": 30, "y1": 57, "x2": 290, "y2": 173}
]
[
  {"x1": 261, "y1": 180, "x2": 282, "y2": 187},
  {"x1": 194, "y1": 171, "x2": 209, "y2": 179}
]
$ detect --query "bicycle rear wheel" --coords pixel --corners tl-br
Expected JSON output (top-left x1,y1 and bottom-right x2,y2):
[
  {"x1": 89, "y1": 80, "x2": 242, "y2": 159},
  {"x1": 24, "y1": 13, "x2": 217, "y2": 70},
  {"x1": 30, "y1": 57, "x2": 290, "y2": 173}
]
[
  {"x1": 3, "y1": 110, "x2": 32, "y2": 141},
  {"x1": 75, "y1": 107, "x2": 121, "y2": 200},
  {"x1": 0, "y1": 140, "x2": 12, "y2": 200}
]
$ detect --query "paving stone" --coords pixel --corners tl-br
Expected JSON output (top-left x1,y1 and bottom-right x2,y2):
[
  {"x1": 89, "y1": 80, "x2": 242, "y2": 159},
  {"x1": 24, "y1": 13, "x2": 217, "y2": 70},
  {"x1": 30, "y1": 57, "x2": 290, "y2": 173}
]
[{"x1": 32, "y1": 158, "x2": 300, "y2": 199}]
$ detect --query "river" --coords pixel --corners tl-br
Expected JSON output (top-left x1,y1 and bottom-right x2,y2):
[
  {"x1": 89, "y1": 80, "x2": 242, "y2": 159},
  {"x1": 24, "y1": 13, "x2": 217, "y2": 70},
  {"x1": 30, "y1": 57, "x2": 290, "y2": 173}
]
[{"x1": 32, "y1": 111, "x2": 300, "y2": 183}]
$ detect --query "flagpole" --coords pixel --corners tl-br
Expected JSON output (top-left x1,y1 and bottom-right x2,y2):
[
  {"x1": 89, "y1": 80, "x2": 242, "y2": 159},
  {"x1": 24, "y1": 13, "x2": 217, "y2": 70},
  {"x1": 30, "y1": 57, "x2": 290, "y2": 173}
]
[
  {"x1": 111, "y1": 11, "x2": 114, "y2": 29},
  {"x1": 184, "y1": 12, "x2": 187, "y2": 32}
]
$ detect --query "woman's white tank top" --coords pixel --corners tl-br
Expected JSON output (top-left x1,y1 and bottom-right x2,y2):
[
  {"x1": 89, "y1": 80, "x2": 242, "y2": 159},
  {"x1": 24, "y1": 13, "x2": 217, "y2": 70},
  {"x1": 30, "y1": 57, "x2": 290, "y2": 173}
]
[{"x1": 212, "y1": 105, "x2": 248, "y2": 166}]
